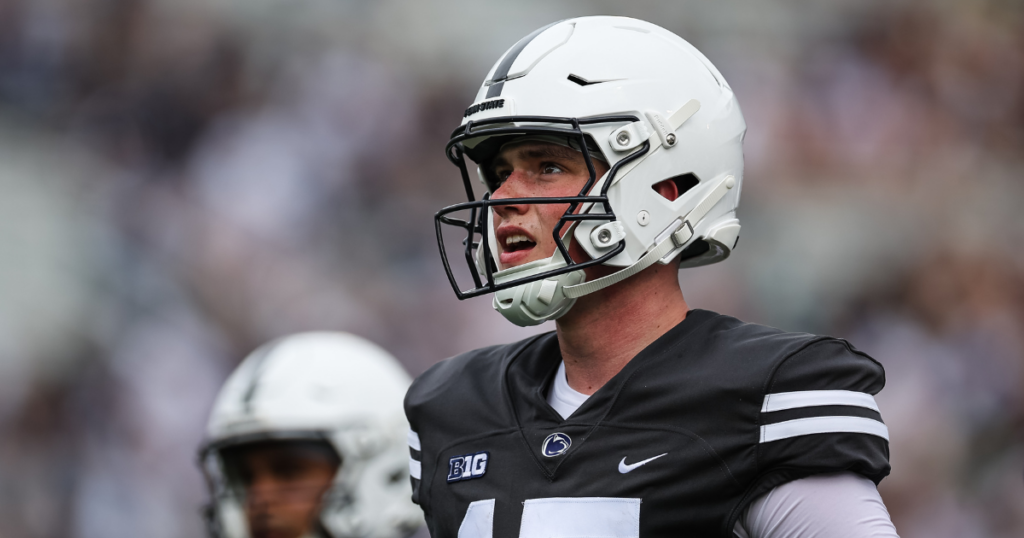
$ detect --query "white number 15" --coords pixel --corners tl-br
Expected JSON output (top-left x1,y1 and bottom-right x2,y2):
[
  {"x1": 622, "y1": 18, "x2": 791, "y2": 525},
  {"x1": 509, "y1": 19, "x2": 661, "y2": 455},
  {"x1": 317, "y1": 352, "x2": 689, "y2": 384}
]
[{"x1": 458, "y1": 497, "x2": 641, "y2": 538}]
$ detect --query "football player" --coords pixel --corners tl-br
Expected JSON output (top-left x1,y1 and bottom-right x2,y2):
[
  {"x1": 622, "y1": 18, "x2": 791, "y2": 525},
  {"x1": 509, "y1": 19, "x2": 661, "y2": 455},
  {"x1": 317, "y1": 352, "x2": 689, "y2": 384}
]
[
  {"x1": 409, "y1": 16, "x2": 899, "y2": 538},
  {"x1": 199, "y1": 332, "x2": 424, "y2": 538}
]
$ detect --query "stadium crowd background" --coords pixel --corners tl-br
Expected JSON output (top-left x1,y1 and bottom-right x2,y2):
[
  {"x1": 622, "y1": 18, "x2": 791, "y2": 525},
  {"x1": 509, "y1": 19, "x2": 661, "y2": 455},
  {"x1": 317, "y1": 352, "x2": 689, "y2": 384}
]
[{"x1": 0, "y1": 0, "x2": 1021, "y2": 536}]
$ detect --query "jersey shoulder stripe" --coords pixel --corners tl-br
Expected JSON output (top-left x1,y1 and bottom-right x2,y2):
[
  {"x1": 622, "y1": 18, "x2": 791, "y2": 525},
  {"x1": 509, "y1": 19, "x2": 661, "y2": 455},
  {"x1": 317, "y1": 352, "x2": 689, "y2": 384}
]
[
  {"x1": 760, "y1": 416, "x2": 890, "y2": 443},
  {"x1": 761, "y1": 390, "x2": 880, "y2": 413}
]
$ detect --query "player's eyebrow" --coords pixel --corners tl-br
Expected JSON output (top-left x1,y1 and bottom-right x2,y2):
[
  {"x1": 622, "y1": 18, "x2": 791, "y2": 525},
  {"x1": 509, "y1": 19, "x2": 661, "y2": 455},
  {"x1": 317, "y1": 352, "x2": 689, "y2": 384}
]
[
  {"x1": 519, "y1": 144, "x2": 581, "y2": 162},
  {"x1": 495, "y1": 144, "x2": 582, "y2": 168}
]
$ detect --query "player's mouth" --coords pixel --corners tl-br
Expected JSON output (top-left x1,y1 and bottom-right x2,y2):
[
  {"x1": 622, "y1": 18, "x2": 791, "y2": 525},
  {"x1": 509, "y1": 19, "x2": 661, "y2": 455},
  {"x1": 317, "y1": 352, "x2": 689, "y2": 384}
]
[{"x1": 496, "y1": 227, "x2": 538, "y2": 267}]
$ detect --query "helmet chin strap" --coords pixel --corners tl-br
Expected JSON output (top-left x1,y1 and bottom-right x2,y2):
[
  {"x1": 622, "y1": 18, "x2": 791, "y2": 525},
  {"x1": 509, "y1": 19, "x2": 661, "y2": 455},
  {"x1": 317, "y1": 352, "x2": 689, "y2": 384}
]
[{"x1": 563, "y1": 174, "x2": 735, "y2": 299}]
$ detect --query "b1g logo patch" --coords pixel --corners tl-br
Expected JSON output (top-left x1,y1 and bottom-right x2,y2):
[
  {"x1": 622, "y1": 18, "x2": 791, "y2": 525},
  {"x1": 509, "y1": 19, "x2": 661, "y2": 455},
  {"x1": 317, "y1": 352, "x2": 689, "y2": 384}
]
[
  {"x1": 541, "y1": 432, "x2": 571, "y2": 457},
  {"x1": 447, "y1": 451, "x2": 488, "y2": 483}
]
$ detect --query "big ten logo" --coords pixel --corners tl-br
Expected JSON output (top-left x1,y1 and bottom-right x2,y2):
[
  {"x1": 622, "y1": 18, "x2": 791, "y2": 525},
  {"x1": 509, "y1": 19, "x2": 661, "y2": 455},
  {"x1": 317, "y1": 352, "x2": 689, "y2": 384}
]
[{"x1": 447, "y1": 451, "x2": 489, "y2": 483}]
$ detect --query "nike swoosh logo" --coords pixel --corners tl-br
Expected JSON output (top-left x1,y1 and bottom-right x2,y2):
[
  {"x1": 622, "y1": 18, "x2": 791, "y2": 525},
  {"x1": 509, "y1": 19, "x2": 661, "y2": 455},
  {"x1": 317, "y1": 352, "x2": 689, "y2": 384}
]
[{"x1": 618, "y1": 453, "x2": 668, "y2": 474}]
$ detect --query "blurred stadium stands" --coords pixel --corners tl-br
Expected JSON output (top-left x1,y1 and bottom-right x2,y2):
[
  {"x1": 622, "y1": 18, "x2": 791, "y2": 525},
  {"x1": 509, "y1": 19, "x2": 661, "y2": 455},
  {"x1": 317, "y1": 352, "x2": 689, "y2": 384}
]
[{"x1": 0, "y1": 0, "x2": 1021, "y2": 536}]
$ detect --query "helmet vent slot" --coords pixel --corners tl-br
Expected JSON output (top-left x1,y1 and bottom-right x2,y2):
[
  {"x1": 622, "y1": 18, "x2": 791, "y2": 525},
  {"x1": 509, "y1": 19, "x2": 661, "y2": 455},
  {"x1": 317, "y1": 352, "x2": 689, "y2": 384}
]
[
  {"x1": 653, "y1": 173, "x2": 699, "y2": 201},
  {"x1": 568, "y1": 74, "x2": 614, "y2": 86}
]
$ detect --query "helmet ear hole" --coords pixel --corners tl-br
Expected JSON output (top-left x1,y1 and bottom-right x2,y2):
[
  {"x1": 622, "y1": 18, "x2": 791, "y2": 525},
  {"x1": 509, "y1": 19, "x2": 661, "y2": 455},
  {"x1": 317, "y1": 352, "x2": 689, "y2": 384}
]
[{"x1": 653, "y1": 173, "x2": 700, "y2": 201}]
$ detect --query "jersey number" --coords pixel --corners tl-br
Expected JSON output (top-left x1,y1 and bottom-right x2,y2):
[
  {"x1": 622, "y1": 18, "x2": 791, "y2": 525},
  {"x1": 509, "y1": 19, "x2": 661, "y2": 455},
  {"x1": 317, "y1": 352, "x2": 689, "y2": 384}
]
[{"x1": 458, "y1": 497, "x2": 641, "y2": 538}]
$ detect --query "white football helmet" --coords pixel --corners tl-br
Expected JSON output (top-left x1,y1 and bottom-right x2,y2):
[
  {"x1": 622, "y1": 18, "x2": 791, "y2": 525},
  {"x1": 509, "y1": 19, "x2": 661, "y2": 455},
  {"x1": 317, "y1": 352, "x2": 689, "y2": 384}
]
[
  {"x1": 435, "y1": 16, "x2": 746, "y2": 326},
  {"x1": 198, "y1": 332, "x2": 423, "y2": 538}
]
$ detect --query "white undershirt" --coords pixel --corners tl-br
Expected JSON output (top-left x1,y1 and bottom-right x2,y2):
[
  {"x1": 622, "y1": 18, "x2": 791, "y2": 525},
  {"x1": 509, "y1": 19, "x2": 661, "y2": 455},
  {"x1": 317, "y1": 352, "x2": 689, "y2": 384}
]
[
  {"x1": 546, "y1": 361, "x2": 900, "y2": 538},
  {"x1": 548, "y1": 360, "x2": 592, "y2": 420}
]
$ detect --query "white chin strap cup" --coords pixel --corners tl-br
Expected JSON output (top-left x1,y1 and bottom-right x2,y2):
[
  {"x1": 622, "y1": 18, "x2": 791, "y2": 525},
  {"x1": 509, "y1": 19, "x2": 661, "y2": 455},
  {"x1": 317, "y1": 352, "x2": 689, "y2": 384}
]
[{"x1": 491, "y1": 255, "x2": 585, "y2": 327}]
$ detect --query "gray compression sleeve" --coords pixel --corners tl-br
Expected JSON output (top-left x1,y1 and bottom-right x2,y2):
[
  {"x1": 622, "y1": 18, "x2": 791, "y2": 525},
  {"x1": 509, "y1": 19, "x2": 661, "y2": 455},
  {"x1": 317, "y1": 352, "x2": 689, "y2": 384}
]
[{"x1": 732, "y1": 472, "x2": 899, "y2": 538}]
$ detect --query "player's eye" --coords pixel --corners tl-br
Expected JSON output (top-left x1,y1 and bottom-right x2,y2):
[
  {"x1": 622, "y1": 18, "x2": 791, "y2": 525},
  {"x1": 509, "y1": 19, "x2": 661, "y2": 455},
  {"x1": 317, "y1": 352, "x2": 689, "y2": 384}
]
[
  {"x1": 228, "y1": 463, "x2": 256, "y2": 491},
  {"x1": 541, "y1": 163, "x2": 564, "y2": 175}
]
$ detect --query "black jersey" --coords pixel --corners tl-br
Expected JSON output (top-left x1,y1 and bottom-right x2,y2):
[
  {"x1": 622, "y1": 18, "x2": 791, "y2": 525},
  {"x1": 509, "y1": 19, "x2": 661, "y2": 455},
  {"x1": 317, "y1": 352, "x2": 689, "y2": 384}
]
[{"x1": 404, "y1": 310, "x2": 890, "y2": 538}]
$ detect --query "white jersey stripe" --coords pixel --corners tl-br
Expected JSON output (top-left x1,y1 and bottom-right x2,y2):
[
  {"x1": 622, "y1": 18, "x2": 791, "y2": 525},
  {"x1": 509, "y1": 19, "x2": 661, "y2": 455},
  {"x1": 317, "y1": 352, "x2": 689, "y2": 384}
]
[
  {"x1": 760, "y1": 416, "x2": 889, "y2": 443},
  {"x1": 408, "y1": 429, "x2": 421, "y2": 451},
  {"x1": 409, "y1": 457, "x2": 422, "y2": 480},
  {"x1": 761, "y1": 390, "x2": 880, "y2": 413}
]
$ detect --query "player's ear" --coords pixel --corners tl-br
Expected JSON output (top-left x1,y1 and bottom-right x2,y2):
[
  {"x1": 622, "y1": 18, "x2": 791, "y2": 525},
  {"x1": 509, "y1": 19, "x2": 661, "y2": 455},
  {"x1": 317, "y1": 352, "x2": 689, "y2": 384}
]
[{"x1": 652, "y1": 179, "x2": 680, "y2": 201}]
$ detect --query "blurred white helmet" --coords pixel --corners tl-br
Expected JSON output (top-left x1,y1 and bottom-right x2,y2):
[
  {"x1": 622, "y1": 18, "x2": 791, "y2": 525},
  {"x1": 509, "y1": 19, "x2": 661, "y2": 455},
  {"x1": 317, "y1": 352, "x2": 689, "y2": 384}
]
[
  {"x1": 435, "y1": 16, "x2": 746, "y2": 326},
  {"x1": 198, "y1": 332, "x2": 423, "y2": 538}
]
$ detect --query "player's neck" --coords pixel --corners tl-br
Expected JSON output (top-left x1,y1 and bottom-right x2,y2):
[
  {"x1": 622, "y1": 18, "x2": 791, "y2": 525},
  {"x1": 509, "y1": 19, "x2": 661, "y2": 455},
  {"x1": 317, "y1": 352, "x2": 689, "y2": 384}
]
[{"x1": 554, "y1": 263, "x2": 688, "y2": 395}]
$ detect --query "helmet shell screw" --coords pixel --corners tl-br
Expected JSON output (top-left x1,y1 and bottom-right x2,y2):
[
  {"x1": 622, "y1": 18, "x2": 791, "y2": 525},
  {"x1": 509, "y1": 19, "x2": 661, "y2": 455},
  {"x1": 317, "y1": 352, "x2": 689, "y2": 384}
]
[
  {"x1": 665, "y1": 133, "x2": 677, "y2": 146},
  {"x1": 637, "y1": 210, "x2": 650, "y2": 226},
  {"x1": 616, "y1": 132, "x2": 631, "y2": 145}
]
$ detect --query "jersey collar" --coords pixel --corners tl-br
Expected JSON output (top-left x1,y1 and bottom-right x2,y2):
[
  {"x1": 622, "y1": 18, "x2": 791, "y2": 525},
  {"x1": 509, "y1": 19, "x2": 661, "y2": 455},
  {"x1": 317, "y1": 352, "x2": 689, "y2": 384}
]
[{"x1": 501, "y1": 309, "x2": 719, "y2": 478}]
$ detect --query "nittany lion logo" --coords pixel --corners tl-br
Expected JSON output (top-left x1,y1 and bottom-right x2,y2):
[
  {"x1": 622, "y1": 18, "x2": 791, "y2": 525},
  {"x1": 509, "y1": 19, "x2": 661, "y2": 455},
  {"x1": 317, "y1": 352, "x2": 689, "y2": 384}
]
[{"x1": 541, "y1": 432, "x2": 571, "y2": 457}]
